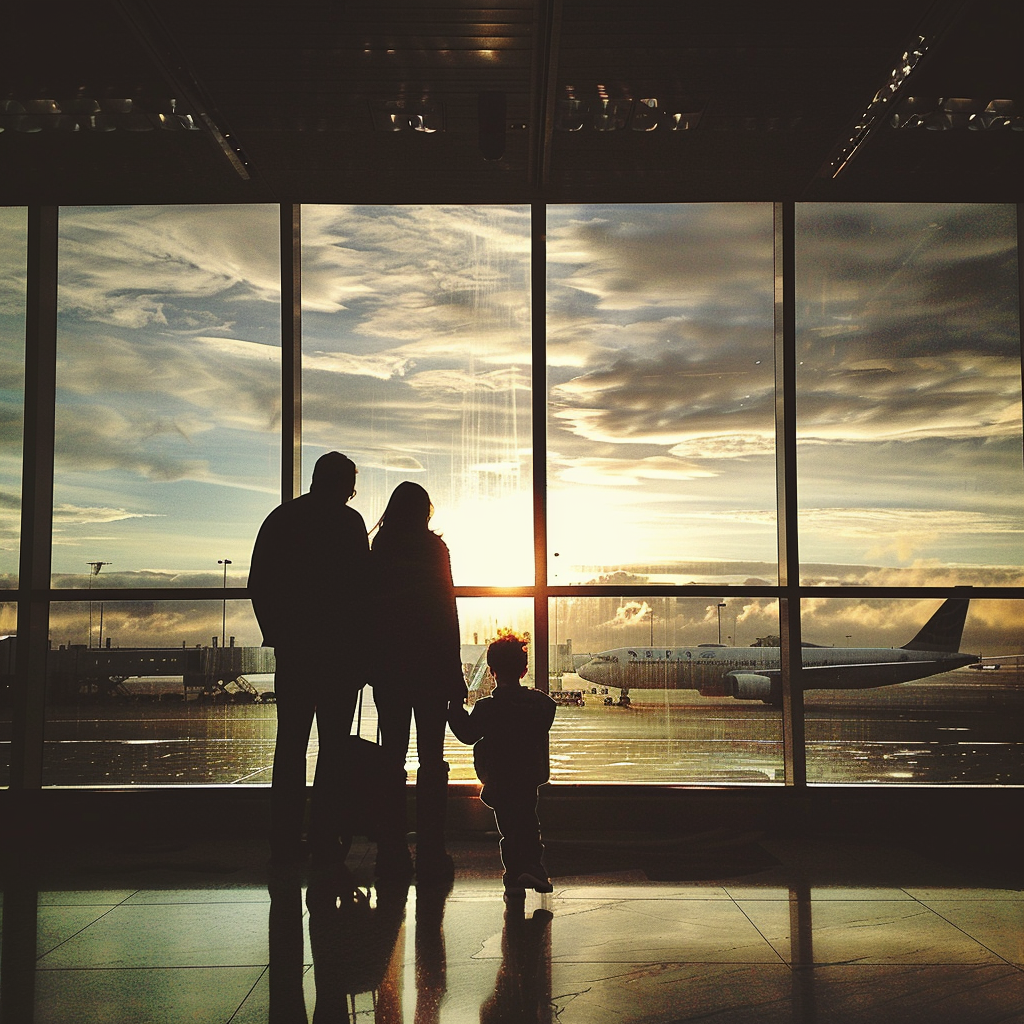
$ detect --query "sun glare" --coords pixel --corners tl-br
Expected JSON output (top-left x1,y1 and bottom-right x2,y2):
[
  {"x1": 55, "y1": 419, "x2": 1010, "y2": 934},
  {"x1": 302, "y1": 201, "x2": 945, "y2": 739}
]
[{"x1": 435, "y1": 493, "x2": 534, "y2": 587}]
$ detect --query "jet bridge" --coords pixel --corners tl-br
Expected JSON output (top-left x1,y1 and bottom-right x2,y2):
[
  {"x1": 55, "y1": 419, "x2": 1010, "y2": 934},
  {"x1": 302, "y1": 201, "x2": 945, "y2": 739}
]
[{"x1": 25, "y1": 640, "x2": 277, "y2": 702}]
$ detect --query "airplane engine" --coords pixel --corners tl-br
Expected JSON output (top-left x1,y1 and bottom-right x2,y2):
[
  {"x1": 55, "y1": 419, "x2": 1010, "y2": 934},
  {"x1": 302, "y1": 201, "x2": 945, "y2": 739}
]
[
  {"x1": 694, "y1": 677, "x2": 733, "y2": 697},
  {"x1": 727, "y1": 672, "x2": 781, "y2": 703}
]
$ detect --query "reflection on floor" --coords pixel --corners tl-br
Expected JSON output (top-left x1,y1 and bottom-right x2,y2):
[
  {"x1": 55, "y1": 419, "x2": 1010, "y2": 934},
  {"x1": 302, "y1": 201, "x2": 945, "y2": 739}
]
[{"x1": 2, "y1": 829, "x2": 1022, "y2": 1023}]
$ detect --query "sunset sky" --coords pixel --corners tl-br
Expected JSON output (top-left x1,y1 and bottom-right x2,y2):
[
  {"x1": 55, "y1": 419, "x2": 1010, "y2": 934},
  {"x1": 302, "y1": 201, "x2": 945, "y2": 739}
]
[{"x1": 0, "y1": 202, "x2": 1021, "y2": 653}]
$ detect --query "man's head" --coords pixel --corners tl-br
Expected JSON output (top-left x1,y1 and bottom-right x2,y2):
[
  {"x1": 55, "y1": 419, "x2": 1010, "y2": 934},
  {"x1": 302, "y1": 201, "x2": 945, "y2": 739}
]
[
  {"x1": 310, "y1": 452, "x2": 357, "y2": 502},
  {"x1": 487, "y1": 628, "x2": 530, "y2": 683}
]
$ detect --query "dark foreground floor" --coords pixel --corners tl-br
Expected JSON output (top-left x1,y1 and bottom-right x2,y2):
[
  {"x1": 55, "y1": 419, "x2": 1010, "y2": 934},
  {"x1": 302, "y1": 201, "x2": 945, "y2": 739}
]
[{"x1": 2, "y1": 827, "x2": 1022, "y2": 1024}]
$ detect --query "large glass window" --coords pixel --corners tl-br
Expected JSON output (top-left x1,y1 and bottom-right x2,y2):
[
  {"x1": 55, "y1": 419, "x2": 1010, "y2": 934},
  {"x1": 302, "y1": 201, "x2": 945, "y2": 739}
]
[
  {"x1": 52, "y1": 206, "x2": 281, "y2": 589},
  {"x1": 7, "y1": 202, "x2": 1023, "y2": 791},
  {"x1": 300, "y1": 205, "x2": 533, "y2": 586}
]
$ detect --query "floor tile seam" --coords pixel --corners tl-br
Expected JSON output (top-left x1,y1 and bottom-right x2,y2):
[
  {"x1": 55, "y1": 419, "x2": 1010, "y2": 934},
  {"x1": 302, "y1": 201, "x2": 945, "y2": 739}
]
[
  {"x1": 34, "y1": 903, "x2": 127, "y2": 962},
  {"x1": 728, "y1": 897, "x2": 791, "y2": 966},
  {"x1": 795, "y1": 956, "x2": 1017, "y2": 967},
  {"x1": 917, "y1": 905, "x2": 1024, "y2": 967},
  {"x1": 34, "y1": 963, "x2": 272, "y2": 972},
  {"x1": 226, "y1": 964, "x2": 269, "y2": 1023},
  {"x1": 120, "y1": 898, "x2": 273, "y2": 906},
  {"x1": 35, "y1": 895, "x2": 142, "y2": 908},
  {"x1": 904, "y1": 888, "x2": 1024, "y2": 901},
  {"x1": 544, "y1": 956, "x2": 795, "y2": 967}
]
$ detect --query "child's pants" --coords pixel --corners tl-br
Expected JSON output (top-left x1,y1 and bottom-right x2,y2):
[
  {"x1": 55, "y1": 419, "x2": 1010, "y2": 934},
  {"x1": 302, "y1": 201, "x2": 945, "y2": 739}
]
[{"x1": 481, "y1": 781, "x2": 545, "y2": 880}]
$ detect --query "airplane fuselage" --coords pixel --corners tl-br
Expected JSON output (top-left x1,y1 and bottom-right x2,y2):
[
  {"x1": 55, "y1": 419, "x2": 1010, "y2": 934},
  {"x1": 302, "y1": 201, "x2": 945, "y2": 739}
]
[{"x1": 576, "y1": 644, "x2": 979, "y2": 702}]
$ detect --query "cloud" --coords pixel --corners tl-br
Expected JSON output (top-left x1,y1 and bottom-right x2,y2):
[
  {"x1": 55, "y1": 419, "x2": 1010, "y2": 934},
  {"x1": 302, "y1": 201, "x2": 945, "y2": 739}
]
[
  {"x1": 798, "y1": 506, "x2": 1023, "y2": 565},
  {"x1": 547, "y1": 205, "x2": 774, "y2": 313},
  {"x1": 299, "y1": 208, "x2": 532, "y2": 348},
  {"x1": 303, "y1": 349, "x2": 412, "y2": 380},
  {"x1": 554, "y1": 454, "x2": 718, "y2": 487},
  {"x1": 56, "y1": 206, "x2": 282, "y2": 330},
  {"x1": 552, "y1": 347, "x2": 775, "y2": 447},
  {"x1": 603, "y1": 600, "x2": 652, "y2": 630},
  {"x1": 54, "y1": 406, "x2": 211, "y2": 482},
  {"x1": 357, "y1": 452, "x2": 426, "y2": 472},
  {"x1": 52, "y1": 503, "x2": 163, "y2": 526}
]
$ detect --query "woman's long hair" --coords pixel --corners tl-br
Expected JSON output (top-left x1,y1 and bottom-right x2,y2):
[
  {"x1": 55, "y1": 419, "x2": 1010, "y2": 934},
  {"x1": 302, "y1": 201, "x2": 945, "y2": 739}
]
[{"x1": 371, "y1": 481, "x2": 435, "y2": 548}]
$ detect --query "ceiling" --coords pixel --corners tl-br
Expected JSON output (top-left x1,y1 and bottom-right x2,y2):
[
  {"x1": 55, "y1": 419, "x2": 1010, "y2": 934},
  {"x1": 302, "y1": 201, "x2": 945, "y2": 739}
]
[{"x1": 2, "y1": 0, "x2": 1022, "y2": 206}]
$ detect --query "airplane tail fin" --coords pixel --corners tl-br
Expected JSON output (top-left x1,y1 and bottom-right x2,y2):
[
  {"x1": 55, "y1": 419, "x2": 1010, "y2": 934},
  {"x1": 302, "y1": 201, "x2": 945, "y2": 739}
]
[{"x1": 901, "y1": 598, "x2": 970, "y2": 653}]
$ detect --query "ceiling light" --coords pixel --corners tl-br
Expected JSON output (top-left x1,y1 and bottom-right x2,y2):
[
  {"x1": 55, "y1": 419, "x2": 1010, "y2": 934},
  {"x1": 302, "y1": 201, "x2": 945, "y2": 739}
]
[
  {"x1": 592, "y1": 98, "x2": 632, "y2": 131},
  {"x1": 0, "y1": 97, "x2": 203, "y2": 133},
  {"x1": 824, "y1": 33, "x2": 930, "y2": 177},
  {"x1": 889, "y1": 96, "x2": 1021, "y2": 131},
  {"x1": 370, "y1": 100, "x2": 445, "y2": 132}
]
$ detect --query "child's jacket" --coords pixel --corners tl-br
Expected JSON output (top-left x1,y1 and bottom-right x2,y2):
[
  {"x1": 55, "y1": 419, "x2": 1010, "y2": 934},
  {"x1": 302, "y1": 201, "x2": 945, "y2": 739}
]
[{"x1": 449, "y1": 686, "x2": 556, "y2": 787}]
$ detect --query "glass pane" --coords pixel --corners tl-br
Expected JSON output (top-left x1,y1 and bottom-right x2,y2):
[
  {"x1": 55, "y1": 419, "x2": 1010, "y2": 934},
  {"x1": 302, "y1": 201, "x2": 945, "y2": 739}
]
[
  {"x1": 300, "y1": 205, "x2": 533, "y2": 587},
  {"x1": 43, "y1": 600, "x2": 274, "y2": 786},
  {"x1": 795, "y1": 203, "x2": 1024, "y2": 585},
  {"x1": 802, "y1": 597, "x2": 1024, "y2": 784},
  {"x1": 546, "y1": 203, "x2": 777, "y2": 586},
  {"x1": 553, "y1": 595, "x2": 783, "y2": 783},
  {"x1": 52, "y1": 206, "x2": 281, "y2": 589},
  {"x1": 0, "y1": 207, "x2": 27, "y2": 587}
]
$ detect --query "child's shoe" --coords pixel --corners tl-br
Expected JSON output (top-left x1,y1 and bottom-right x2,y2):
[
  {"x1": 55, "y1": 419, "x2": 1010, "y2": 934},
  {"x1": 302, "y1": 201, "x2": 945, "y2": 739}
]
[{"x1": 516, "y1": 871, "x2": 553, "y2": 894}]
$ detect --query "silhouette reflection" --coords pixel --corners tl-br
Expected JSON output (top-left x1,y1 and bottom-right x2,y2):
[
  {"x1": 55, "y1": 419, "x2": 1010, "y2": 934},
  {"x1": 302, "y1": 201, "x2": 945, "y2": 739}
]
[
  {"x1": 306, "y1": 874, "x2": 410, "y2": 1023},
  {"x1": 267, "y1": 870, "x2": 309, "y2": 1024},
  {"x1": 480, "y1": 900, "x2": 553, "y2": 1024},
  {"x1": 413, "y1": 879, "x2": 453, "y2": 1024}
]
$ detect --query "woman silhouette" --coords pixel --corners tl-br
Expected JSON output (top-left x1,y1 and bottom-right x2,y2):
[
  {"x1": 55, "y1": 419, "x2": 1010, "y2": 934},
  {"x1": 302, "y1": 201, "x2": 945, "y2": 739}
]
[{"x1": 370, "y1": 482, "x2": 466, "y2": 882}]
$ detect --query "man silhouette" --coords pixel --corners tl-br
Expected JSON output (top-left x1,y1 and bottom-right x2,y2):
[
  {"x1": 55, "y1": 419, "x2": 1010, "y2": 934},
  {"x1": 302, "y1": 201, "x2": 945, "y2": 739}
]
[{"x1": 249, "y1": 451, "x2": 370, "y2": 864}]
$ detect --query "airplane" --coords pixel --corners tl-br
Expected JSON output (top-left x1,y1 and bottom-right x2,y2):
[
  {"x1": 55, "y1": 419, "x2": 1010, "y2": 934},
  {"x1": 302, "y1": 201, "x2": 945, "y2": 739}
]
[{"x1": 575, "y1": 597, "x2": 978, "y2": 705}]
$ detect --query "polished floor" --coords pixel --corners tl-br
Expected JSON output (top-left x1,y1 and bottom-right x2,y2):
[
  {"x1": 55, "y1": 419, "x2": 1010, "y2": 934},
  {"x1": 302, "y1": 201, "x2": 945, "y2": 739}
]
[{"x1": 2, "y1": 827, "x2": 1022, "y2": 1023}]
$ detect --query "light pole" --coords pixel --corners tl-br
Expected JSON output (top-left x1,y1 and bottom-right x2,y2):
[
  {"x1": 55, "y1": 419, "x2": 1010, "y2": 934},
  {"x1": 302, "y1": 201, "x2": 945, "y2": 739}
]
[
  {"x1": 87, "y1": 561, "x2": 111, "y2": 648},
  {"x1": 218, "y1": 559, "x2": 232, "y2": 647},
  {"x1": 717, "y1": 602, "x2": 726, "y2": 644}
]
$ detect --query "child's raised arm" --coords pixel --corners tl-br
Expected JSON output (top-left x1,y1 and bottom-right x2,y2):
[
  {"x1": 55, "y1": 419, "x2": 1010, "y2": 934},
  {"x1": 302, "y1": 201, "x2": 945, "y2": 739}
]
[{"x1": 447, "y1": 699, "x2": 485, "y2": 744}]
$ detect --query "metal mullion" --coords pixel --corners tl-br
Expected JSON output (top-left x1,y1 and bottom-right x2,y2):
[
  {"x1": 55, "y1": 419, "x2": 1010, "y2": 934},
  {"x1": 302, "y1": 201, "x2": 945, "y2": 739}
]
[
  {"x1": 532, "y1": 202, "x2": 549, "y2": 691},
  {"x1": 281, "y1": 205, "x2": 302, "y2": 502},
  {"x1": 1018, "y1": 203, "x2": 1024, "y2": 487},
  {"x1": 11, "y1": 206, "x2": 58, "y2": 791},
  {"x1": 775, "y1": 201, "x2": 806, "y2": 787}
]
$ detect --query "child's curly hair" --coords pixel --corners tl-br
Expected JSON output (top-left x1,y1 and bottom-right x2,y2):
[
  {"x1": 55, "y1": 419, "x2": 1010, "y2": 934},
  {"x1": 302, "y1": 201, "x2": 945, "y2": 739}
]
[{"x1": 486, "y1": 627, "x2": 530, "y2": 678}]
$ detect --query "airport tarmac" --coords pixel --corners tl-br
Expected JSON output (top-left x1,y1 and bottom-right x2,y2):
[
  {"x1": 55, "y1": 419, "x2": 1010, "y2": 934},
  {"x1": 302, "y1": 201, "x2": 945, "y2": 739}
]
[{"x1": 14, "y1": 671, "x2": 1023, "y2": 788}]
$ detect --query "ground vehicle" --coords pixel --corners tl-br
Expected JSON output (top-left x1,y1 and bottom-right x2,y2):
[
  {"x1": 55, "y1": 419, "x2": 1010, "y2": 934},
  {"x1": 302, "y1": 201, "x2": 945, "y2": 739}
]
[{"x1": 552, "y1": 689, "x2": 586, "y2": 707}]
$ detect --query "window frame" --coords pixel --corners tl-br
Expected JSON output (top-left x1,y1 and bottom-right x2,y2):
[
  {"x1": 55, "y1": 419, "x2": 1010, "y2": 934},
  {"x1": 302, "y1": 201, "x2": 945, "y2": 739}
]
[{"x1": 7, "y1": 201, "x2": 1023, "y2": 791}]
